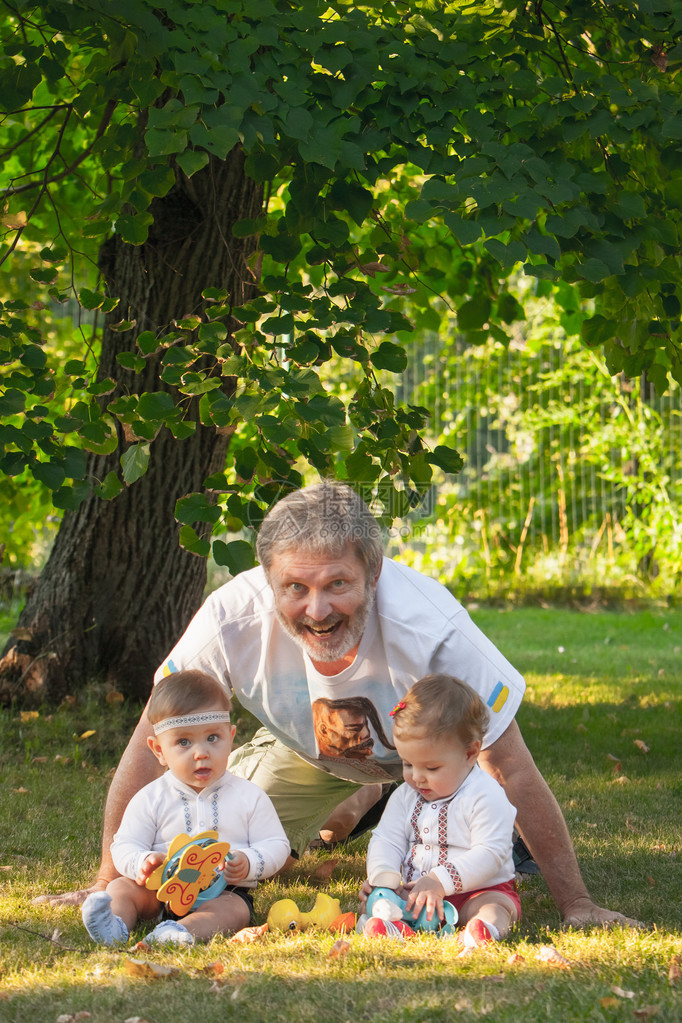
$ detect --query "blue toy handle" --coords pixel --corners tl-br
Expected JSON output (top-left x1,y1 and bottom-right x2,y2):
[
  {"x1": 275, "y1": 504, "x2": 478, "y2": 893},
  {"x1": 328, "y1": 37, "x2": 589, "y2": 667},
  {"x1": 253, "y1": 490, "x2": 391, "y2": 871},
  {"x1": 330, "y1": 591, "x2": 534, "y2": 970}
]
[{"x1": 162, "y1": 837, "x2": 228, "y2": 910}]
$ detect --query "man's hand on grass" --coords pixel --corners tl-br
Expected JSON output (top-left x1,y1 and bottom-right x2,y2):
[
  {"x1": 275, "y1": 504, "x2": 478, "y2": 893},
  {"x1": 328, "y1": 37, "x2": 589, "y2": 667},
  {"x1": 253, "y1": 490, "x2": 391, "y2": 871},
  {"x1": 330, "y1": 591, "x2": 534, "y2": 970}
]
[
  {"x1": 562, "y1": 896, "x2": 642, "y2": 929},
  {"x1": 32, "y1": 877, "x2": 111, "y2": 907}
]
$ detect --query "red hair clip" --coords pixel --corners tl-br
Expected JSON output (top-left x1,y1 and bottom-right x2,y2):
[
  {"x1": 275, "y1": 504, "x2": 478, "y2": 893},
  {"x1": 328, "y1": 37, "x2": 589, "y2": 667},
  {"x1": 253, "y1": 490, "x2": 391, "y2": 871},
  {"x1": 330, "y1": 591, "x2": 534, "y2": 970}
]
[{"x1": 389, "y1": 700, "x2": 407, "y2": 717}]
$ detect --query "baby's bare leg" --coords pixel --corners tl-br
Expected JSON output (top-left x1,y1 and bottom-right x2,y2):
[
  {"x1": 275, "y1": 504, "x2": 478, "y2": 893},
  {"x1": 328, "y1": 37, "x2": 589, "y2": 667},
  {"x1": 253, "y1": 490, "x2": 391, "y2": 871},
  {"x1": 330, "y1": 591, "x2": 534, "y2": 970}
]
[
  {"x1": 106, "y1": 876, "x2": 162, "y2": 931},
  {"x1": 181, "y1": 890, "x2": 251, "y2": 941},
  {"x1": 458, "y1": 890, "x2": 518, "y2": 939}
]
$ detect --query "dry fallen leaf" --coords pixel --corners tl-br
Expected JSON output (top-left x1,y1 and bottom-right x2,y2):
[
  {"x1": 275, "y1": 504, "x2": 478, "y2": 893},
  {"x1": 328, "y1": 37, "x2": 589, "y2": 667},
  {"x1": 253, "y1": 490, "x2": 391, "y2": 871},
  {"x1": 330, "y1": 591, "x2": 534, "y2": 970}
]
[
  {"x1": 328, "y1": 939, "x2": 350, "y2": 958},
  {"x1": 12, "y1": 787, "x2": 29, "y2": 795},
  {"x1": 506, "y1": 953, "x2": 525, "y2": 964},
  {"x1": 357, "y1": 261, "x2": 390, "y2": 276},
  {"x1": 611, "y1": 985, "x2": 635, "y2": 999},
  {"x1": 311, "y1": 857, "x2": 339, "y2": 883},
  {"x1": 106, "y1": 690, "x2": 124, "y2": 704},
  {"x1": 75, "y1": 730, "x2": 96, "y2": 740},
  {"x1": 612, "y1": 775, "x2": 630, "y2": 785},
  {"x1": 634, "y1": 739, "x2": 650, "y2": 753},
  {"x1": 228, "y1": 923, "x2": 268, "y2": 943},
  {"x1": 123, "y1": 1018, "x2": 156, "y2": 1023},
  {"x1": 20, "y1": 710, "x2": 39, "y2": 722},
  {"x1": 669, "y1": 954, "x2": 681, "y2": 985},
  {"x1": 203, "y1": 962, "x2": 224, "y2": 977},
  {"x1": 31, "y1": 756, "x2": 49, "y2": 764},
  {"x1": 124, "y1": 958, "x2": 179, "y2": 979},
  {"x1": 600, "y1": 997, "x2": 620, "y2": 1009},
  {"x1": 1, "y1": 211, "x2": 28, "y2": 229},
  {"x1": 536, "y1": 945, "x2": 572, "y2": 968},
  {"x1": 56, "y1": 1015, "x2": 91, "y2": 1022},
  {"x1": 633, "y1": 1007, "x2": 659, "y2": 1019}
]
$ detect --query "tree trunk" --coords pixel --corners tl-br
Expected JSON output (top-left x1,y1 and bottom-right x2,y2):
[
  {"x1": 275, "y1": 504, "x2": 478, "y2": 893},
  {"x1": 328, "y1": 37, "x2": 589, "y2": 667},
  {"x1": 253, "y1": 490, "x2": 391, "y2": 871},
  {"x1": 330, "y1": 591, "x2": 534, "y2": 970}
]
[{"x1": 1, "y1": 149, "x2": 262, "y2": 704}]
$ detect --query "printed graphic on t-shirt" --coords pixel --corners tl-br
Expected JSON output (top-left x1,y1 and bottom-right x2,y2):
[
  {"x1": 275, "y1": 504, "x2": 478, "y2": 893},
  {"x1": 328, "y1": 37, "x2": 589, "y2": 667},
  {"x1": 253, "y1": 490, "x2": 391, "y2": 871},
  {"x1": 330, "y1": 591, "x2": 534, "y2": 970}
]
[
  {"x1": 312, "y1": 697, "x2": 396, "y2": 760},
  {"x1": 305, "y1": 696, "x2": 401, "y2": 781}
]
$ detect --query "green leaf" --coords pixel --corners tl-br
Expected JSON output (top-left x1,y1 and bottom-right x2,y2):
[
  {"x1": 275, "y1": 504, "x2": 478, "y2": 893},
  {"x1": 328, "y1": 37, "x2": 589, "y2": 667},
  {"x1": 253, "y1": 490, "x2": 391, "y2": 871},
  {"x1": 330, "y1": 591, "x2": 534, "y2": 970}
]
[
  {"x1": 523, "y1": 262, "x2": 561, "y2": 281},
  {"x1": 115, "y1": 212, "x2": 154, "y2": 245},
  {"x1": 576, "y1": 258, "x2": 611, "y2": 284},
  {"x1": 137, "y1": 391, "x2": 176, "y2": 421},
  {"x1": 95, "y1": 470, "x2": 124, "y2": 500},
  {"x1": 120, "y1": 443, "x2": 150, "y2": 485},
  {"x1": 443, "y1": 212, "x2": 482, "y2": 245},
  {"x1": 137, "y1": 331, "x2": 159, "y2": 355},
  {"x1": 345, "y1": 447, "x2": 381, "y2": 482},
  {"x1": 295, "y1": 393, "x2": 346, "y2": 426},
  {"x1": 613, "y1": 191, "x2": 647, "y2": 220},
  {"x1": 235, "y1": 445, "x2": 258, "y2": 481},
  {"x1": 176, "y1": 150, "x2": 210, "y2": 177},
  {"x1": 581, "y1": 314, "x2": 617, "y2": 348},
  {"x1": 178, "y1": 524, "x2": 211, "y2": 557},
  {"x1": 189, "y1": 122, "x2": 239, "y2": 159},
  {"x1": 324, "y1": 424, "x2": 354, "y2": 451},
  {"x1": 32, "y1": 459, "x2": 66, "y2": 490},
  {"x1": 52, "y1": 481, "x2": 90, "y2": 510},
  {"x1": 175, "y1": 492, "x2": 221, "y2": 525},
  {"x1": 371, "y1": 342, "x2": 408, "y2": 373},
  {"x1": 426, "y1": 445, "x2": 464, "y2": 475},
  {"x1": 484, "y1": 238, "x2": 526, "y2": 267},
  {"x1": 329, "y1": 180, "x2": 374, "y2": 226},
  {"x1": 212, "y1": 538, "x2": 255, "y2": 574},
  {"x1": 0, "y1": 389, "x2": 25, "y2": 415},
  {"x1": 29, "y1": 267, "x2": 58, "y2": 285},
  {"x1": 0, "y1": 61, "x2": 41, "y2": 109},
  {"x1": 78, "y1": 288, "x2": 106, "y2": 310},
  {"x1": 457, "y1": 296, "x2": 491, "y2": 331},
  {"x1": 117, "y1": 352, "x2": 147, "y2": 373},
  {"x1": 139, "y1": 166, "x2": 176, "y2": 198}
]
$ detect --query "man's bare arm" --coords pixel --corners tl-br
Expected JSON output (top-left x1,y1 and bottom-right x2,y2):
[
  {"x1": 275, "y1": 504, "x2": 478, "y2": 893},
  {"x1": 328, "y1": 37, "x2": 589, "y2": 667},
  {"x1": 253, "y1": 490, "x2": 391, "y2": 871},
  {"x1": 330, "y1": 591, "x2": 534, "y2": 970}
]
[
  {"x1": 479, "y1": 720, "x2": 640, "y2": 928},
  {"x1": 34, "y1": 706, "x2": 163, "y2": 907}
]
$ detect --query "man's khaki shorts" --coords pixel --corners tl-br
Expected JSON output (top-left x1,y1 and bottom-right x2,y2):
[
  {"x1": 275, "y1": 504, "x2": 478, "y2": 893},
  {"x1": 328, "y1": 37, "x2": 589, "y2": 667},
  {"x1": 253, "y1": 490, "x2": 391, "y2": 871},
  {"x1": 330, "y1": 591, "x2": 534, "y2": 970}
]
[{"x1": 228, "y1": 727, "x2": 362, "y2": 856}]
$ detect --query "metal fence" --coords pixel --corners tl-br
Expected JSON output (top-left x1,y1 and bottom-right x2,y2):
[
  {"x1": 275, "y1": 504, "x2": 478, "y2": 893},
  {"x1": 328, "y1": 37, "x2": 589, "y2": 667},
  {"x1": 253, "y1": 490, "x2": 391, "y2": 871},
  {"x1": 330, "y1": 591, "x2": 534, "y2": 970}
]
[{"x1": 390, "y1": 330, "x2": 682, "y2": 594}]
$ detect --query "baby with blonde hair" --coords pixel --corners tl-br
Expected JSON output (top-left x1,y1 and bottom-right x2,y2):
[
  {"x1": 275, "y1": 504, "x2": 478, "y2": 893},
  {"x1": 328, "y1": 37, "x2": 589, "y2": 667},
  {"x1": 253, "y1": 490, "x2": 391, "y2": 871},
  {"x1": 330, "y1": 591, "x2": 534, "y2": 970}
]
[{"x1": 364, "y1": 674, "x2": 521, "y2": 950}]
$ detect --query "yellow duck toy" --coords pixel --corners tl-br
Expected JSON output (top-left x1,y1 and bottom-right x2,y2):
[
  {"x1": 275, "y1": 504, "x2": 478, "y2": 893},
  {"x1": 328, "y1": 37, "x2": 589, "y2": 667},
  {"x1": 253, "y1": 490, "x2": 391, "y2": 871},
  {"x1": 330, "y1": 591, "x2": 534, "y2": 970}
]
[{"x1": 267, "y1": 893, "x2": 342, "y2": 932}]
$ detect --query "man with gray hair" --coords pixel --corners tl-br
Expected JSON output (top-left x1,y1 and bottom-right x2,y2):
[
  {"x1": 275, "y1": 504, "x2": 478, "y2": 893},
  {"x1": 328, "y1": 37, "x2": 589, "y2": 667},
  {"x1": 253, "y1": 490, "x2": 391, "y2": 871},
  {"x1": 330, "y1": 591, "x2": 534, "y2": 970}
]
[{"x1": 45, "y1": 481, "x2": 636, "y2": 927}]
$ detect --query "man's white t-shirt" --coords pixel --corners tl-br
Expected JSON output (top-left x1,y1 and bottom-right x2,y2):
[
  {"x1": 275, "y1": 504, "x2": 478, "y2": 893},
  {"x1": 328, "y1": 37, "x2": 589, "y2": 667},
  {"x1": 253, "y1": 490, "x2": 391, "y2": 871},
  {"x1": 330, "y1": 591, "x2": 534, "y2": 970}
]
[{"x1": 155, "y1": 558, "x2": 525, "y2": 784}]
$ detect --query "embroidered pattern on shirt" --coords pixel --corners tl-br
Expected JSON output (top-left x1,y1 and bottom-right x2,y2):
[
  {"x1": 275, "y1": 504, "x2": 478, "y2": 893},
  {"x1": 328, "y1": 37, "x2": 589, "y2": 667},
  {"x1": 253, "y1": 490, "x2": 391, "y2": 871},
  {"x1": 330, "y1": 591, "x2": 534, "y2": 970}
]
[
  {"x1": 406, "y1": 794, "x2": 426, "y2": 883},
  {"x1": 437, "y1": 803, "x2": 449, "y2": 865},
  {"x1": 437, "y1": 800, "x2": 463, "y2": 892},
  {"x1": 443, "y1": 860, "x2": 463, "y2": 892},
  {"x1": 253, "y1": 849, "x2": 265, "y2": 879},
  {"x1": 211, "y1": 790, "x2": 219, "y2": 831},
  {"x1": 180, "y1": 792, "x2": 192, "y2": 833}
]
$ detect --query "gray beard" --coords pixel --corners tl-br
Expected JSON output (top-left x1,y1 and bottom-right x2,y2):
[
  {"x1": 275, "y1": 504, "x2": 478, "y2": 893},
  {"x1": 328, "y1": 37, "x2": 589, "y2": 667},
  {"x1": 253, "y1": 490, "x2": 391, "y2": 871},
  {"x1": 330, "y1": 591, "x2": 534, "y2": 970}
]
[{"x1": 275, "y1": 587, "x2": 375, "y2": 663}]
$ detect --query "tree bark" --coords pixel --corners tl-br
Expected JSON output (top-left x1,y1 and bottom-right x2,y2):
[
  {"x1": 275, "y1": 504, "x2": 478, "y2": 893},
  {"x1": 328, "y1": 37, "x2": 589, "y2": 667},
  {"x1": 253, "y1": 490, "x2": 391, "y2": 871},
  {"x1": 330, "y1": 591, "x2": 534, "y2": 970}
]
[{"x1": 1, "y1": 149, "x2": 262, "y2": 704}]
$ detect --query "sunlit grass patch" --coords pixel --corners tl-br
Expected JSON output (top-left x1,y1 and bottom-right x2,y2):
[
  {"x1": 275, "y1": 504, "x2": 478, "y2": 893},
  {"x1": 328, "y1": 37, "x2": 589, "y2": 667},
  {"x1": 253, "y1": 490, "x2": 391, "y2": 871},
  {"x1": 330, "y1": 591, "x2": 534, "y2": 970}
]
[{"x1": 1, "y1": 609, "x2": 681, "y2": 1021}]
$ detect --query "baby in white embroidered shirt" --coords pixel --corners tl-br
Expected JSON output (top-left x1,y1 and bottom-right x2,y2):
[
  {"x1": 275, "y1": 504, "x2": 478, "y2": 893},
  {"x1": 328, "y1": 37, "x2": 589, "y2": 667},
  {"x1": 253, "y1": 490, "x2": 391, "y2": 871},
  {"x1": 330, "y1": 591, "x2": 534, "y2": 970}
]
[{"x1": 363, "y1": 673, "x2": 521, "y2": 951}]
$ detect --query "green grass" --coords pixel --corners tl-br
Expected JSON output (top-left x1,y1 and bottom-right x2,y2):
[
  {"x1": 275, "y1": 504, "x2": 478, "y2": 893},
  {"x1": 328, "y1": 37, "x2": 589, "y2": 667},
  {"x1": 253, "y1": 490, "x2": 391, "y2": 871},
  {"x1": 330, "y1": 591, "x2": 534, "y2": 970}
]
[{"x1": 1, "y1": 608, "x2": 680, "y2": 1022}]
